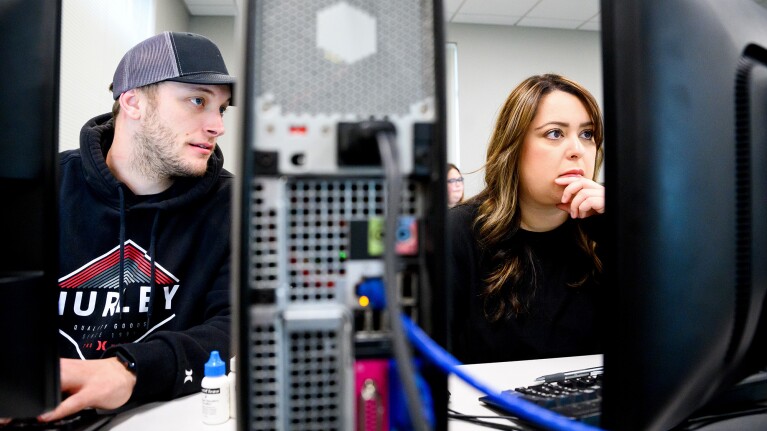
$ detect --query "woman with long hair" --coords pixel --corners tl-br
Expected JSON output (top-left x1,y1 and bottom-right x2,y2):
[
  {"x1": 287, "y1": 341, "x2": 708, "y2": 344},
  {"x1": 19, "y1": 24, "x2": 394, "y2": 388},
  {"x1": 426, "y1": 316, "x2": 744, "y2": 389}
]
[{"x1": 448, "y1": 74, "x2": 605, "y2": 363}]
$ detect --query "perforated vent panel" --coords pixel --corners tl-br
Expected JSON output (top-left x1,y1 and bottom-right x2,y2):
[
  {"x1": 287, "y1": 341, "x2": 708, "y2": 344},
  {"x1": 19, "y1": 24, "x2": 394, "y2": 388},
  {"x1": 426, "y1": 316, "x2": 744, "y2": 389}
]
[
  {"x1": 256, "y1": 0, "x2": 435, "y2": 116},
  {"x1": 286, "y1": 329, "x2": 346, "y2": 430},
  {"x1": 248, "y1": 312, "x2": 279, "y2": 430},
  {"x1": 250, "y1": 177, "x2": 419, "y2": 304},
  {"x1": 249, "y1": 180, "x2": 280, "y2": 291}
]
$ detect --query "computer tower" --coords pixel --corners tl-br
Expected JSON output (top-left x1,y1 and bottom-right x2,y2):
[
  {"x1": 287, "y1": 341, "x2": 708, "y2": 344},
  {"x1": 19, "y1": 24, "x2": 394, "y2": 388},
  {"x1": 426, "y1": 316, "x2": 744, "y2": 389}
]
[{"x1": 233, "y1": 1, "x2": 448, "y2": 429}]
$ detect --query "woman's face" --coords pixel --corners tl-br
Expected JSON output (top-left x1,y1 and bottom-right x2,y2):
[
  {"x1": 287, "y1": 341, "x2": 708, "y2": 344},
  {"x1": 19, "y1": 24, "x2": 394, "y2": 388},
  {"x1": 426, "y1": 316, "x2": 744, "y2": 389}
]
[
  {"x1": 447, "y1": 167, "x2": 464, "y2": 207},
  {"x1": 518, "y1": 90, "x2": 597, "y2": 212}
]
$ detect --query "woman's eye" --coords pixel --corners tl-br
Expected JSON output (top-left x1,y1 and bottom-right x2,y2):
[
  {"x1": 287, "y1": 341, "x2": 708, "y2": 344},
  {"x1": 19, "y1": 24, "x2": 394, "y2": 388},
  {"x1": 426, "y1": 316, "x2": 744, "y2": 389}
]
[
  {"x1": 580, "y1": 130, "x2": 595, "y2": 140},
  {"x1": 545, "y1": 129, "x2": 564, "y2": 139}
]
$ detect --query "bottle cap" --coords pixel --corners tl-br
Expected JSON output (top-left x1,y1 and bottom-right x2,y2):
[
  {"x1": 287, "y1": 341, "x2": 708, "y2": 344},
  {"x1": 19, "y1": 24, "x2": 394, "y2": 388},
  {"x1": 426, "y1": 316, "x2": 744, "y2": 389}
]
[{"x1": 205, "y1": 350, "x2": 226, "y2": 377}]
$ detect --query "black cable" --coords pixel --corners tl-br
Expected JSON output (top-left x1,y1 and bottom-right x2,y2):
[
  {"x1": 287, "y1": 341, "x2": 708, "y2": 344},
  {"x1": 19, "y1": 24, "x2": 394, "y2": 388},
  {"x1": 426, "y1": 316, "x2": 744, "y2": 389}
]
[
  {"x1": 447, "y1": 408, "x2": 528, "y2": 430},
  {"x1": 376, "y1": 130, "x2": 429, "y2": 431}
]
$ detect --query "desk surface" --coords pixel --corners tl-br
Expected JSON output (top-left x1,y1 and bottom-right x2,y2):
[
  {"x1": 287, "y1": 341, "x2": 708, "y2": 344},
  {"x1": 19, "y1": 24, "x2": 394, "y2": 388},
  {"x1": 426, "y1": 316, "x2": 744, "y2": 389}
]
[
  {"x1": 447, "y1": 354, "x2": 602, "y2": 430},
  {"x1": 101, "y1": 353, "x2": 766, "y2": 430},
  {"x1": 100, "y1": 355, "x2": 600, "y2": 430},
  {"x1": 446, "y1": 355, "x2": 767, "y2": 431},
  {"x1": 103, "y1": 394, "x2": 235, "y2": 431},
  {"x1": 99, "y1": 355, "x2": 600, "y2": 431}
]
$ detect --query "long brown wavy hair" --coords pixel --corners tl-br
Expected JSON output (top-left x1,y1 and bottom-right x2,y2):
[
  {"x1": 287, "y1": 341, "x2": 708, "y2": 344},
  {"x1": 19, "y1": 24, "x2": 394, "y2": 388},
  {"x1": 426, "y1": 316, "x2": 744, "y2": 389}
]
[{"x1": 469, "y1": 74, "x2": 604, "y2": 321}]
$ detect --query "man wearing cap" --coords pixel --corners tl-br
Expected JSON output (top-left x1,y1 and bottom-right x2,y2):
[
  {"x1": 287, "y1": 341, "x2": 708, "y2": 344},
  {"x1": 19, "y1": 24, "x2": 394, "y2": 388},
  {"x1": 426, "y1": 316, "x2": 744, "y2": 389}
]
[{"x1": 42, "y1": 32, "x2": 235, "y2": 421}]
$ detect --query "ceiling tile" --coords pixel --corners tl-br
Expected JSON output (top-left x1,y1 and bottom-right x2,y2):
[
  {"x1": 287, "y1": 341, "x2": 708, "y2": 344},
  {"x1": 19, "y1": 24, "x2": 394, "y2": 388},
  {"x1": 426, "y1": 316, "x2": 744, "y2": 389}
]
[
  {"x1": 515, "y1": 16, "x2": 583, "y2": 30},
  {"x1": 527, "y1": 0, "x2": 599, "y2": 21},
  {"x1": 182, "y1": 0, "x2": 602, "y2": 32},
  {"x1": 444, "y1": 0, "x2": 464, "y2": 19},
  {"x1": 459, "y1": 0, "x2": 539, "y2": 16},
  {"x1": 184, "y1": 0, "x2": 238, "y2": 16},
  {"x1": 578, "y1": 13, "x2": 601, "y2": 31},
  {"x1": 183, "y1": 0, "x2": 235, "y2": 5},
  {"x1": 452, "y1": 13, "x2": 523, "y2": 26},
  {"x1": 577, "y1": 20, "x2": 600, "y2": 31}
]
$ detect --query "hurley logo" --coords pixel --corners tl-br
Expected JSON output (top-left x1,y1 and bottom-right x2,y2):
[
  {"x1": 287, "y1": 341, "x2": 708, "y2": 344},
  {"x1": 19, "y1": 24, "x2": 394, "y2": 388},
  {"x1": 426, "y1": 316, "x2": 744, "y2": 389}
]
[{"x1": 58, "y1": 240, "x2": 180, "y2": 358}]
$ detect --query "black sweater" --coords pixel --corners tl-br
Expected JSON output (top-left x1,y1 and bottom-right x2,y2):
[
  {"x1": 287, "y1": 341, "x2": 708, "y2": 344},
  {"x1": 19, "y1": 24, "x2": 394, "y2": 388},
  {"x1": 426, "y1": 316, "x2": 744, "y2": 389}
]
[
  {"x1": 57, "y1": 113, "x2": 232, "y2": 405},
  {"x1": 447, "y1": 203, "x2": 604, "y2": 364}
]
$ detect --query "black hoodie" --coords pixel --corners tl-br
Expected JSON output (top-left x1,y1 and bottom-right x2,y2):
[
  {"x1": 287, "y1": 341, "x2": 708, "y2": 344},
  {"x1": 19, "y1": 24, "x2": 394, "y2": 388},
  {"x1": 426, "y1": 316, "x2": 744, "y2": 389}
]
[
  {"x1": 57, "y1": 113, "x2": 232, "y2": 405},
  {"x1": 447, "y1": 202, "x2": 604, "y2": 364}
]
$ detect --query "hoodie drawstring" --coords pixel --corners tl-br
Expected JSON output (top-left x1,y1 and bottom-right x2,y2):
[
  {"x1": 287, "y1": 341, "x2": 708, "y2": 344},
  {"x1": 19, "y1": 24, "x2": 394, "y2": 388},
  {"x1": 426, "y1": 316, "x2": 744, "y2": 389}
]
[
  {"x1": 118, "y1": 186, "x2": 126, "y2": 323},
  {"x1": 147, "y1": 210, "x2": 161, "y2": 328},
  {"x1": 117, "y1": 186, "x2": 161, "y2": 330}
]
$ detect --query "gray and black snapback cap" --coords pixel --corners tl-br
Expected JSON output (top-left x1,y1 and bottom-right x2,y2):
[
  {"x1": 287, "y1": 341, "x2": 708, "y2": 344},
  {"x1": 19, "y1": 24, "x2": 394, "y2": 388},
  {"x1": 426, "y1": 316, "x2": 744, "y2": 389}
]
[{"x1": 111, "y1": 31, "x2": 235, "y2": 100}]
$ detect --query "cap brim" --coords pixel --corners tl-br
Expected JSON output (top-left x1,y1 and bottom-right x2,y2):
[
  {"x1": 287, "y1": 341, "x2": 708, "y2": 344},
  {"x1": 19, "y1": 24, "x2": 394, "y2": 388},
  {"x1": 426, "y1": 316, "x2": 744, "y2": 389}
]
[{"x1": 167, "y1": 73, "x2": 236, "y2": 105}]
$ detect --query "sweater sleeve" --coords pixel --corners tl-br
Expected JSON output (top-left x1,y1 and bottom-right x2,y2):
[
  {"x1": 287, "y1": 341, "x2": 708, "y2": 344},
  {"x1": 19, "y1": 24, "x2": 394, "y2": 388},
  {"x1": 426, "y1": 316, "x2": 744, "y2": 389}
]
[{"x1": 446, "y1": 204, "x2": 481, "y2": 362}]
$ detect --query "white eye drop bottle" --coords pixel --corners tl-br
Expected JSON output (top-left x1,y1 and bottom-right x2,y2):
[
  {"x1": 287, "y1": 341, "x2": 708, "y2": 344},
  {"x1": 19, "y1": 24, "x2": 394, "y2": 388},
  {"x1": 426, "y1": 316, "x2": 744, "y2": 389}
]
[
  {"x1": 201, "y1": 350, "x2": 230, "y2": 424},
  {"x1": 228, "y1": 356, "x2": 237, "y2": 419}
]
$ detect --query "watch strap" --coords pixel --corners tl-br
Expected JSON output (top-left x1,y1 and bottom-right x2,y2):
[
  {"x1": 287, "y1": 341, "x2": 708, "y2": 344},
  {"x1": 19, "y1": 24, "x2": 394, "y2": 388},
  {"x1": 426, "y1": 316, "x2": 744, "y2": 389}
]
[{"x1": 115, "y1": 351, "x2": 137, "y2": 373}]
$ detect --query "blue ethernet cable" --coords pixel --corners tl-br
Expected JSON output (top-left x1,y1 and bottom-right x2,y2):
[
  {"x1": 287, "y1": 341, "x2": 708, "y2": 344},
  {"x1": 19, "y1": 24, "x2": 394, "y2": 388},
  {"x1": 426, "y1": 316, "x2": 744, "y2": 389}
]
[{"x1": 401, "y1": 315, "x2": 605, "y2": 431}]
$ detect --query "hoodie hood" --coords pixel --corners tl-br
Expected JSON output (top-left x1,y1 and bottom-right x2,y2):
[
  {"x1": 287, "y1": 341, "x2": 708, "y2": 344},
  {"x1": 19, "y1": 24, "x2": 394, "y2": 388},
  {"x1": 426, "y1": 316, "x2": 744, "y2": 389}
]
[
  {"x1": 80, "y1": 112, "x2": 226, "y2": 211},
  {"x1": 58, "y1": 113, "x2": 233, "y2": 404},
  {"x1": 72, "y1": 112, "x2": 231, "y2": 337}
]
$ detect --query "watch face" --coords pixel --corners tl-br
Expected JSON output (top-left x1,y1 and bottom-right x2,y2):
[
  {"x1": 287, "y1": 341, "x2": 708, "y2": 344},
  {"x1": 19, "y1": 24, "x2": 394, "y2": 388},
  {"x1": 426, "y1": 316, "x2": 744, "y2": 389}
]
[{"x1": 115, "y1": 352, "x2": 136, "y2": 372}]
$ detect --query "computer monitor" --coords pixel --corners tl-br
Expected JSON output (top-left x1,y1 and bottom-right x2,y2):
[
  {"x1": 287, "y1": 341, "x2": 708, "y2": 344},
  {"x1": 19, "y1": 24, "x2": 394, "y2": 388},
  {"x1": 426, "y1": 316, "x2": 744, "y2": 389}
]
[
  {"x1": 601, "y1": 0, "x2": 767, "y2": 430},
  {"x1": 0, "y1": 0, "x2": 62, "y2": 418}
]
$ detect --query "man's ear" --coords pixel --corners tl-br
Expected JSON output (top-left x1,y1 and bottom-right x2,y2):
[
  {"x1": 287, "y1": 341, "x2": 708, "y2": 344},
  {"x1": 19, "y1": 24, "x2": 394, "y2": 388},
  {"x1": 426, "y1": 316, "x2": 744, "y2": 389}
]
[{"x1": 119, "y1": 89, "x2": 143, "y2": 120}]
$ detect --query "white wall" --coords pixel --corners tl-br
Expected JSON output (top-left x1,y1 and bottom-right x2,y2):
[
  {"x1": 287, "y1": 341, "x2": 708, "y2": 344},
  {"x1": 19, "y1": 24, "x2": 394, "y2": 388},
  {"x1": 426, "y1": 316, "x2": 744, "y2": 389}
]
[
  {"x1": 59, "y1": 0, "x2": 155, "y2": 151},
  {"x1": 446, "y1": 23, "x2": 603, "y2": 198},
  {"x1": 59, "y1": 0, "x2": 241, "y2": 174},
  {"x1": 189, "y1": 16, "x2": 240, "y2": 175},
  {"x1": 155, "y1": 0, "x2": 190, "y2": 33},
  {"x1": 60, "y1": 5, "x2": 601, "y2": 185}
]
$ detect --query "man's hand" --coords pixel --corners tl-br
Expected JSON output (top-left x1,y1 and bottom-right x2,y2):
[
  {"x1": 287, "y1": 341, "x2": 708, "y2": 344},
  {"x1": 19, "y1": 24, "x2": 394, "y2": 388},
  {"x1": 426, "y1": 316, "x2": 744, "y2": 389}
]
[
  {"x1": 554, "y1": 176, "x2": 605, "y2": 219},
  {"x1": 38, "y1": 357, "x2": 136, "y2": 422}
]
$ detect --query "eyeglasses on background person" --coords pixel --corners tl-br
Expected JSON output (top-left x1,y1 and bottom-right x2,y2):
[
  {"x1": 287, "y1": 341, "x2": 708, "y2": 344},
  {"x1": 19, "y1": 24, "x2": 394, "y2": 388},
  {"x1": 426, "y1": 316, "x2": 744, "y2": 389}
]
[{"x1": 447, "y1": 163, "x2": 464, "y2": 208}]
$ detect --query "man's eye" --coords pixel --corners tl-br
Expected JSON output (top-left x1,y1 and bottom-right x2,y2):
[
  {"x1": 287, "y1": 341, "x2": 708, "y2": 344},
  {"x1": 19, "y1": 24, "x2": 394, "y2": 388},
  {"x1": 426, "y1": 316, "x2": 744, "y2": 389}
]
[
  {"x1": 580, "y1": 130, "x2": 595, "y2": 140},
  {"x1": 219, "y1": 106, "x2": 228, "y2": 116},
  {"x1": 191, "y1": 97, "x2": 205, "y2": 106},
  {"x1": 545, "y1": 129, "x2": 563, "y2": 139}
]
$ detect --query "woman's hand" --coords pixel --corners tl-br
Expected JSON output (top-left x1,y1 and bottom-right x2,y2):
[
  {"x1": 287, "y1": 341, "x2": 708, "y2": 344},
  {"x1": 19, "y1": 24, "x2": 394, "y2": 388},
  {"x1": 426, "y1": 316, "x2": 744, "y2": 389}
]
[{"x1": 554, "y1": 176, "x2": 605, "y2": 219}]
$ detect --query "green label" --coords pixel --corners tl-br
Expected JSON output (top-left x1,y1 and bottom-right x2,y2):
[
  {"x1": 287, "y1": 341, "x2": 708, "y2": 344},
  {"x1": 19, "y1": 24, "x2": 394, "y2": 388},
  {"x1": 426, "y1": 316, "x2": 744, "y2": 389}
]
[{"x1": 368, "y1": 217, "x2": 384, "y2": 257}]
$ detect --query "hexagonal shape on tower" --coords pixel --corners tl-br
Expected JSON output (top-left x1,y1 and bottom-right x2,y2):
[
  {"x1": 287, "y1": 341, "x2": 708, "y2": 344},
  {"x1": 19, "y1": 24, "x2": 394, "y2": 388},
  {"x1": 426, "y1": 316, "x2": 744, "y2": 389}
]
[{"x1": 316, "y1": 1, "x2": 377, "y2": 64}]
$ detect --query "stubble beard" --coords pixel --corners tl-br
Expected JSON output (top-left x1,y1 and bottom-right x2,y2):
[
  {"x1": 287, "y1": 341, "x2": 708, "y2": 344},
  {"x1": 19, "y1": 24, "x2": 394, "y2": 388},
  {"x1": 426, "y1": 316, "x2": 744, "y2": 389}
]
[{"x1": 131, "y1": 108, "x2": 208, "y2": 181}]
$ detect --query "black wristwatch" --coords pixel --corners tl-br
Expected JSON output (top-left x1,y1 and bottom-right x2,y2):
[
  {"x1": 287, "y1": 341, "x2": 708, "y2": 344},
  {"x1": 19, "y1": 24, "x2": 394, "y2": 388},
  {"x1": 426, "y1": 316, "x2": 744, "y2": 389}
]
[{"x1": 115, "y1": 351, "x2": 137, "y2": 374}]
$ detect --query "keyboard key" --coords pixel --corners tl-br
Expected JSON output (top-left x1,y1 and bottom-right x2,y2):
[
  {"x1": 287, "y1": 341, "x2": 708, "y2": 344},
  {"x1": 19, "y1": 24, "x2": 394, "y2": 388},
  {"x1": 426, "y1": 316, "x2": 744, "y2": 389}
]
[{"x1": 480, "y1": 373, "x2": 604, "y2": 424}]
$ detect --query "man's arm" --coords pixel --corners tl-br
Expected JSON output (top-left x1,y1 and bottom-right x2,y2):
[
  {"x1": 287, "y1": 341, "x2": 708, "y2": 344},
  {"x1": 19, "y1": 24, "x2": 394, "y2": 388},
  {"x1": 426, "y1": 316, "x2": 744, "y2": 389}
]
[
  {"x1": 116, "y1": 255, "x2": 231, "y2": 405},
  {"x1": 40, "y1": 253, "x2": 230, "y2": 422}
]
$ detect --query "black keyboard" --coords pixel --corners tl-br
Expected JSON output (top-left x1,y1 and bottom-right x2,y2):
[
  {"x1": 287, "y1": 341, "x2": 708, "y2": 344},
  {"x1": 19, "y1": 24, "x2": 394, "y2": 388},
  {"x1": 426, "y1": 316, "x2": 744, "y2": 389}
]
[
  {"x1": 0, "y1": 410, "x2": 112, "y2": 431},
  {"x1": 476, "y1": 369, "x2": 767, "y2": 429},
  {"x1": 479, "y1": 374, "x2": 603, "y2": 425}
]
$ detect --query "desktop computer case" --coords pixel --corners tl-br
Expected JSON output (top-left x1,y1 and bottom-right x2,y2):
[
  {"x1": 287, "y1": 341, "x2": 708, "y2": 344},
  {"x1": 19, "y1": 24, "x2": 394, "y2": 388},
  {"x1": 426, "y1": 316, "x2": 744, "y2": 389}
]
[{"x1": 235, "y1": 1, "x2": 448, "y2": 429}]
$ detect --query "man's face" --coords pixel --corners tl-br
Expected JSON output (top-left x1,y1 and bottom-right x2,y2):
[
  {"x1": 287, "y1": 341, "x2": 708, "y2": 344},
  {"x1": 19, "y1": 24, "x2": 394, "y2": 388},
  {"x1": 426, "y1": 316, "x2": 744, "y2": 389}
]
[{"x1": 133, "y1": 81, "x2": 231, "y2": 179}]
